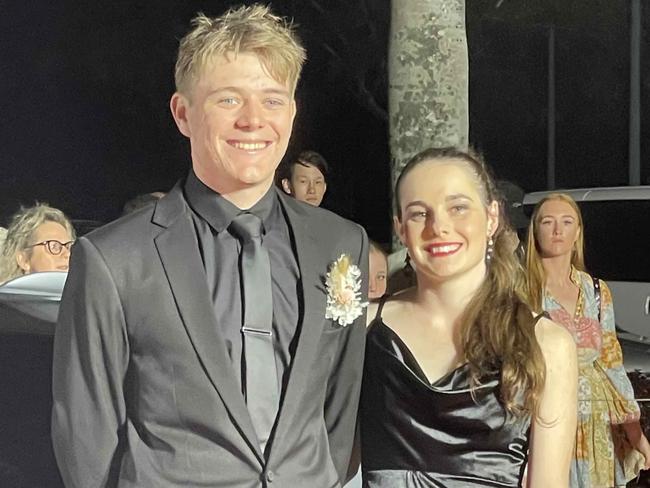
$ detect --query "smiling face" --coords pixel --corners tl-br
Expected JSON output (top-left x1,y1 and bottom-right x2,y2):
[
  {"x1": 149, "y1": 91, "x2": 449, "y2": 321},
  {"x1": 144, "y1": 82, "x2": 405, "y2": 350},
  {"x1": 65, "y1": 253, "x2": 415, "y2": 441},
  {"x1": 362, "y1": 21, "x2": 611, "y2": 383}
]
[
  {"x1": 534, "y1": 198, "x2": 581, "y2": 259},
  {"x1": 395, "y1": 160, "x2": 498, "y2": 285},
  {"x1": 282, "y1": 162, "x2": 327, "y2": 206},
  {"x1": 171, "y1": 52, "x2": 296, "y2": 196},
  {"x1": 16, "y1": 221, "x2": 73, "y2": 274}
]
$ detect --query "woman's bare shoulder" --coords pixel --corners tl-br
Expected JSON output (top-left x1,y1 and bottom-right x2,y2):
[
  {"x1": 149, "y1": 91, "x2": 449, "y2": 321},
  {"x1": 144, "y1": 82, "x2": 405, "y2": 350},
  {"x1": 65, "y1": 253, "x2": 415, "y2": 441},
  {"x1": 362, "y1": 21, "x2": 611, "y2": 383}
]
[
  {"x1": 366, "y1": 302, "x2": 379, "y2": 326},
  {"x1": 366, "y1": 288, "x2": 415, "y2": 327},
  {"x1": 383, "y1": 288, "x2": 415, "y2": 311}
]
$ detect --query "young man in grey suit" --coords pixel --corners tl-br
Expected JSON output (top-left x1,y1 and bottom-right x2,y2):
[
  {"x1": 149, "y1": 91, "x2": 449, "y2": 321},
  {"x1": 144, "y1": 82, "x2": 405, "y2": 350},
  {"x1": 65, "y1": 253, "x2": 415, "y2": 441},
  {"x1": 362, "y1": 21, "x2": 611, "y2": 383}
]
[{"x1": 52, "y1": 5, "x2": 368, "y2": 487}]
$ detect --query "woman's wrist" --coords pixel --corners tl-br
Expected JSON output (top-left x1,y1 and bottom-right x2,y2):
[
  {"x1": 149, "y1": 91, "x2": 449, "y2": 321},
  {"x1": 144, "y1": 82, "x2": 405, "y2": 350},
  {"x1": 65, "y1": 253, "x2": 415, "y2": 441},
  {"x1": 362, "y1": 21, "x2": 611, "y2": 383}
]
[{"x1": 623, "y1": 420, "x2": 644, "y2": 446}]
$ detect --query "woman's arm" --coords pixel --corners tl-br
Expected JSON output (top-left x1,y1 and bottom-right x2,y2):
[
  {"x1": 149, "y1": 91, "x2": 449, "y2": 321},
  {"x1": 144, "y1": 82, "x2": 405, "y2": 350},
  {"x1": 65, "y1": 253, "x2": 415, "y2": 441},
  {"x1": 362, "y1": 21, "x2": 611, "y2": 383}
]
[
  {"x1": 526, "y1": 318, "x2": 578, "y2": 488},
  {"x1": 623, "y1": 421, "x2": 650, "y2": 469},
  {"x1": 596, "y1": 280, "x2": 650, "y2": 464},
  {"x1": 597, "y1": 280, "x2": 639, "y2": 418}
]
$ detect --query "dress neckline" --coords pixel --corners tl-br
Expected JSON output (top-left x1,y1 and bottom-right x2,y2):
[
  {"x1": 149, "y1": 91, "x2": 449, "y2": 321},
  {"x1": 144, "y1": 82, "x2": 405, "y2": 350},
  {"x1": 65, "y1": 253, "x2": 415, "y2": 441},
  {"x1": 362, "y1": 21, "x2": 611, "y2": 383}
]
[
  {"x1": 373, "y1": 319, "x2": 469, "y2": 389},
  {"x1": 544, "y1": 266, "x2": 584, "y2": 320}
]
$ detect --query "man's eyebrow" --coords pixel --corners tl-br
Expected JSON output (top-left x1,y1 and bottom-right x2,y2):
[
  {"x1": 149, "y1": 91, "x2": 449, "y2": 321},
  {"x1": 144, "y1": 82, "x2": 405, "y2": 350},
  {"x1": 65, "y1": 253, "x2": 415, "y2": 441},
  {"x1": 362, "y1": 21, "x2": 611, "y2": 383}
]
[
  {"x1": 446, "y1": 193, "x2": 473, "y2": 202},
  {"x1": 261, "y1": 87, "x2": 291, "y2": 96},
  {"x1": 207, "y1": 87, "x2": 291, "y2": 97},
  {"x1": 404, "y1": 200, "x2": 428, "y2": 209}
]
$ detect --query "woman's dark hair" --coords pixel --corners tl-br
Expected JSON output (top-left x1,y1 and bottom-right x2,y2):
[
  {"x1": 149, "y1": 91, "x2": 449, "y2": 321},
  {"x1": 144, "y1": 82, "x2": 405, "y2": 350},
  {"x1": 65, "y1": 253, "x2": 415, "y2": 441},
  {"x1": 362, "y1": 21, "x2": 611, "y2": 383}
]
[{"x1": 394, "y1": 146, "x2": 545, "y2": 417}]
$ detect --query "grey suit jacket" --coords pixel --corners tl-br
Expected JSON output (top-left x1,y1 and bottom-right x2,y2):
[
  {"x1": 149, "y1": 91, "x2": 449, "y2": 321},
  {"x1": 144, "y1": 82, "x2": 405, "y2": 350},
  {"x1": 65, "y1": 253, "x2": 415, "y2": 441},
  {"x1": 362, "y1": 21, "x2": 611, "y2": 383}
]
[{"x1": 52, "y1": 184, "x2": 368, "y2": 488}]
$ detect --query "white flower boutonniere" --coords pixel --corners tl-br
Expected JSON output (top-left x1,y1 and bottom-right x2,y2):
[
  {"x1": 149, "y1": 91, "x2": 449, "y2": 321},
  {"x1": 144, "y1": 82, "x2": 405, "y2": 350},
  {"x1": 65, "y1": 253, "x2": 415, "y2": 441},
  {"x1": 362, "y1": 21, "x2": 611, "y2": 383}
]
[{"x1": 325, "y1": 254, "x2": 368, "y2": 327}]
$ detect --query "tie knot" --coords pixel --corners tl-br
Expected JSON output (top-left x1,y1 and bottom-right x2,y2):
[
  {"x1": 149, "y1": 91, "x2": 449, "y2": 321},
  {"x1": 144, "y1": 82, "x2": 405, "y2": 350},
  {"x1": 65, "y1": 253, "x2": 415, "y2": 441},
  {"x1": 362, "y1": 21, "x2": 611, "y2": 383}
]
[{"x1": 229, "y1": 212, "x2": 263, "y2": 241}]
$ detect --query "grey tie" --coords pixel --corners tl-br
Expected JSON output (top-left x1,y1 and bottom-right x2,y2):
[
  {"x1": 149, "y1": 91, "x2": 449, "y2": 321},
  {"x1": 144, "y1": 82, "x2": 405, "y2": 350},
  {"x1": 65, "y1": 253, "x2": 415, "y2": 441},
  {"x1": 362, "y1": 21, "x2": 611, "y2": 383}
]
[{"x1": 229, "y1": 212, "x2": 279, "y2": 452}]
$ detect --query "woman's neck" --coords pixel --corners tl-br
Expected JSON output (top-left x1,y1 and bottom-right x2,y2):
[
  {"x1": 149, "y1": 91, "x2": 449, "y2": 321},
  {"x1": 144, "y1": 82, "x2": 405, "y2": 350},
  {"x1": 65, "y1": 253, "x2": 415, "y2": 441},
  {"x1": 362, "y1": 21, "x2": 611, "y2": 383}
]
[
  {"x1": 541, "y1": 254, "x2": 574, "y2": 288},
  {"x1": 414, "y1": 264, "x2": 486, "y2": 330}
]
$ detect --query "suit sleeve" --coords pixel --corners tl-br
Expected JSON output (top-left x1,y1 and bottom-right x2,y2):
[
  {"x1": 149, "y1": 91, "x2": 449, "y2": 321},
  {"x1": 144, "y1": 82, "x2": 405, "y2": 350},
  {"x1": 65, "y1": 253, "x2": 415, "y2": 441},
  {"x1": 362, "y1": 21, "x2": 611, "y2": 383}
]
[
  {"x1": 52, "y1": 237, "x2": 129, "y2": 488},
  {"x1": 323, "y1": 224, "x2": 369, "y2": 484}
]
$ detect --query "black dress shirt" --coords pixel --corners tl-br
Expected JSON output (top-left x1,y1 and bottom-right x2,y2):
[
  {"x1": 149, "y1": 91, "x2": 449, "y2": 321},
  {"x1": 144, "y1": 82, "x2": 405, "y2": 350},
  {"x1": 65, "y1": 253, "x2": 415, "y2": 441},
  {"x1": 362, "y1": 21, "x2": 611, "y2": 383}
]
[{"x1": 183, "y1": 170, "x2": 300, "y2": 398}]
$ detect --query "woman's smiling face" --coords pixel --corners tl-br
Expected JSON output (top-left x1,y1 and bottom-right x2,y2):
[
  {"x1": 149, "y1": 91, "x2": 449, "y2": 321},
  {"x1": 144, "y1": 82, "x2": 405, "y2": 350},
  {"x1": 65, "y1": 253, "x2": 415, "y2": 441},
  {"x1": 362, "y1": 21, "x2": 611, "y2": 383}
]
[{"x1": 395, "y1": 159, "x2": 498, "y2": 284}]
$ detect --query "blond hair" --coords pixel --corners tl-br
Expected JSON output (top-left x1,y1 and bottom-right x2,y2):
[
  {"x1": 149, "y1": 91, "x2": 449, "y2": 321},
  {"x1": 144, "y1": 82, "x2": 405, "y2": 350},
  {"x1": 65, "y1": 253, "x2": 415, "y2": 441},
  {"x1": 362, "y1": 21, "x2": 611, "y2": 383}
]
[
  {"x1": 525, "y1": 193, "x2": 586, "y2": 312},
  {"x1": 395, "y1": 147, "x2": 545, "y2": 417},
  {"x1": 174, "y1": 4, "x2": 306, "y2": 97},
  {"x1": 369, "y1": 240, "x2": 388, "y2": 260},
  {"x1": 0, "y1": 203, "x2": 75, "y2": 284}
]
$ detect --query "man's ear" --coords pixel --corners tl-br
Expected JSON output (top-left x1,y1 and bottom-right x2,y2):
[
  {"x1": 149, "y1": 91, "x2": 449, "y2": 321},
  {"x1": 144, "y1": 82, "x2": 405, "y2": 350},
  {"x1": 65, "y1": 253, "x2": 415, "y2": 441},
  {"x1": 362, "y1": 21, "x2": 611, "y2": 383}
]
[
  {"x1": 322, "y1": 182, "x2": 327, "y2": 196},
  {"x1": 170, "y1": 92, "x2": 192, "y2": 138},
  {"x1": 15, "y1": 251, "x2": 30, "y2": 273},
  {"x1": 281, "y1": 179, "x2": 293, "y2": 195}
]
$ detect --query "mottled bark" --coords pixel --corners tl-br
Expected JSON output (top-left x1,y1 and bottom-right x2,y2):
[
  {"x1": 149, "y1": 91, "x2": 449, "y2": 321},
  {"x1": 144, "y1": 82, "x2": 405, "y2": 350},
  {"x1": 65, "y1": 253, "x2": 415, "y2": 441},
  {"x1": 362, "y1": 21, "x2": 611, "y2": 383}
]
[{"x1": 388, "y1": 0, "x2": 468, "y2": 248}]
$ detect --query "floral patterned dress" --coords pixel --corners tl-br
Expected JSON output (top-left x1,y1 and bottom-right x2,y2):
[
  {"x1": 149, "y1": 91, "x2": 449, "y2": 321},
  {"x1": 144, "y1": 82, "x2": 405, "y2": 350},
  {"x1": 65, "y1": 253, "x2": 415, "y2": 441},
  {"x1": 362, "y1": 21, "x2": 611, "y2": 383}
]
[{"x1": 544, "y1": 268, "x2": 642, "y2": 487}]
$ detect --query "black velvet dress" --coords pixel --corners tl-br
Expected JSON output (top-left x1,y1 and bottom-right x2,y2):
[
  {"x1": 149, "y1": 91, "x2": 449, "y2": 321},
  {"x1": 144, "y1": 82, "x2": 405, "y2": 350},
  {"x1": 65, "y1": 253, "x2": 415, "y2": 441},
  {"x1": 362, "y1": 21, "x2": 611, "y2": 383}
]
[{"x1": 360, "y1": 307, "x2": 531, "y2": 487}]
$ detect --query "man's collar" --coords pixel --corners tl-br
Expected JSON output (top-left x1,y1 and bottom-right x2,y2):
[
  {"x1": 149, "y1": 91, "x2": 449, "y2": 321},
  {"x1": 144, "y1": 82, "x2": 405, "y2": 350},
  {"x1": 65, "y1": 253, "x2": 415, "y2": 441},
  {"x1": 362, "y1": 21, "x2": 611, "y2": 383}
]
[{"x1": 183, "y1": 169, "x2": 277, "y2": 233}]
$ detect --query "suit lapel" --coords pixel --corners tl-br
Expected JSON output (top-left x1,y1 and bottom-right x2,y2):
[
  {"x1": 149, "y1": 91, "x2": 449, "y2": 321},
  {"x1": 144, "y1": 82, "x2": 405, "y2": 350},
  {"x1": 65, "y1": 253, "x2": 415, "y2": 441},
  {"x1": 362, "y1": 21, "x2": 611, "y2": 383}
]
[
  {"x1": 152, "y1": 190, "x2": 263, "y2": 463},
  {"x1": 271, "y1": 193, "x2": 327, "y2": 449}
]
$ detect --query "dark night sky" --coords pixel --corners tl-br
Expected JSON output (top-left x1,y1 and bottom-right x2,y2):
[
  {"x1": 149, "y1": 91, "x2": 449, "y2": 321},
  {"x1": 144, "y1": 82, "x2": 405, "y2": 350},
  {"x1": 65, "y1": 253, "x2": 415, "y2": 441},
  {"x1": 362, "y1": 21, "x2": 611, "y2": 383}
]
[{"x1": 1, "y1": 0, "x2": 648, "y2": 245}]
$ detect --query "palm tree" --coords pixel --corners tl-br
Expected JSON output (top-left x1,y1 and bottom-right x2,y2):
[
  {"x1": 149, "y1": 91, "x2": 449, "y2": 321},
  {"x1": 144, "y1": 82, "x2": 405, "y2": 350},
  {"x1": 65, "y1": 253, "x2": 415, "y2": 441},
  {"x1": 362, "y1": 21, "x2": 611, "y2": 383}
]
[{"x1": 388, "y1": 0, "x2": 468, "y2": 247}]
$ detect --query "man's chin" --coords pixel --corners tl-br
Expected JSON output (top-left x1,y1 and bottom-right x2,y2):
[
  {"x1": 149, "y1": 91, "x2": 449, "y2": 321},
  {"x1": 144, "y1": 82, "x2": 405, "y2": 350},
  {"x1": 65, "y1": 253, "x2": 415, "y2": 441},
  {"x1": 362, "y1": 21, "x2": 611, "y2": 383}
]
[
  {"x1": 236, "y1": 161, "x2": 276, "y2": 181},
  {"x1": 194, "y1": 162, "x2": 277, "y2": 194},
  {"x1": 240, "y1": 172, "x2": 274, "y2": 186}
]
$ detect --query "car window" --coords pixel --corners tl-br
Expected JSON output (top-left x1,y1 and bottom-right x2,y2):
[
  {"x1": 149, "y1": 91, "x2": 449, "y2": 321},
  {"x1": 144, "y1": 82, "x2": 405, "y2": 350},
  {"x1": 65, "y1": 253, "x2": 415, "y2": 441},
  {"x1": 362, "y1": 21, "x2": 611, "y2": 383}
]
[
  {"x1": 578, "y1": 200, "x2": 650, "y2": 282},
  {"x1": 525, "y1": 199, "x2": 650, "y2": 282}
]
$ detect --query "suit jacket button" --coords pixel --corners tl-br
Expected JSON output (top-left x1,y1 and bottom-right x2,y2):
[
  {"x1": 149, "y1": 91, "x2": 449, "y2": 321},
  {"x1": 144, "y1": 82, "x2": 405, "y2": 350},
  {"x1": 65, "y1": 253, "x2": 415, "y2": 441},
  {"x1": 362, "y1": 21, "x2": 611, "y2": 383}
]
[{"x1": 266, "y1": 470, "x2": 275, "y2": 482}]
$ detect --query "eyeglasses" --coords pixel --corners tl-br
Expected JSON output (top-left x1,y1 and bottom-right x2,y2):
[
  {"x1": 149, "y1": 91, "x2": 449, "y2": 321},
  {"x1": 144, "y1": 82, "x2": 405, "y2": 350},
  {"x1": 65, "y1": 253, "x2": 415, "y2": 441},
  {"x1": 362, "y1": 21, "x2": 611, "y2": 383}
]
[{"x1": 26, "y1": 240, "x2": 74, "y2": 256}]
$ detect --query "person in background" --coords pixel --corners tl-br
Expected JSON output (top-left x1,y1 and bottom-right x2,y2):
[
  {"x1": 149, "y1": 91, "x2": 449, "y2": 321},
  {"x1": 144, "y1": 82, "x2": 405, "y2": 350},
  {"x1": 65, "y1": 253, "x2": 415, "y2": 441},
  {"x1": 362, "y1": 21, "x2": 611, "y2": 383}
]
[
  {"x1": 496, "y1": 179, "x2": 528, "y2": 260},
  {"x1": 385, "y1": 246, "x2": 415, "y2": 294},
  {"x1": 280, "y1": 149, "x2": 328, "y2": 206},
  {"x1": 495, "y1": 180, "x2": 528, "y2": 238},
  {"x1": 526, "y1": 192, "x2": 650, "y2": 487},
  {"x1": 368, "y1": 241, "x2": 387, "y2": 301},
  {"x1": 361, "y1": 147, "x2": 577, "y2": 487},
  {"x1": 0, "y1": 203, "x2": 75, "y2": 284},
  {"x1": 122, "y1": 191, "x2": 166, "y2": 215}
]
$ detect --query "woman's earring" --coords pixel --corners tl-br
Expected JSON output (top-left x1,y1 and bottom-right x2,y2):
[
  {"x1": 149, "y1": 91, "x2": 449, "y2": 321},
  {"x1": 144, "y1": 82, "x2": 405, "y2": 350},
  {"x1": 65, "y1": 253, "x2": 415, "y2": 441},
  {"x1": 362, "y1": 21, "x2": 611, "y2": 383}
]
[{"x1": 486, "y1": 237, "x2": 494, "y2": 261}]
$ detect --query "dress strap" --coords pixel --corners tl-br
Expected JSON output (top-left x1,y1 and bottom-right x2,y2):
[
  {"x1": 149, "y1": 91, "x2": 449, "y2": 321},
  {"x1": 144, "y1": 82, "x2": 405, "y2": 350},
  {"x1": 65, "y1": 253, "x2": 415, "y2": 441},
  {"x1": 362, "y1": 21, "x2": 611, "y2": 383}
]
[
  {"x1": 533, "y1": 311, "x2": 549, "y2": 326},
  {"x1": 375, "y1": 294, "x2": 389, "y2": 321}
]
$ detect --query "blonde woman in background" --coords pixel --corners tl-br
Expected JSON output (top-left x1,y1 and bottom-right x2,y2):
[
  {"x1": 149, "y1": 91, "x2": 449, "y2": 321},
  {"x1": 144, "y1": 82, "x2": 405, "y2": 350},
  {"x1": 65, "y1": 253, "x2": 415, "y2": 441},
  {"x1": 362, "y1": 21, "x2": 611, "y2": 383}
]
[
  {"x1": 526, "y1": 192, "x2": 650, "y2": 487},
  {"x1": 0, "y1": 203, "x2": 75, "y2": 284}
]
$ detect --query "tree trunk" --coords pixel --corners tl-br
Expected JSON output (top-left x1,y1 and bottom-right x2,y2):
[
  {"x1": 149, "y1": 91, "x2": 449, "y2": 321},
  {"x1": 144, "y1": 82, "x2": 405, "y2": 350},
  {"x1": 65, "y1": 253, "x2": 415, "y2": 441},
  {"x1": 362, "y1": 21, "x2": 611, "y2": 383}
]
[{"x1": 388, "y1": 0, "x2": 468, "y2": 248}]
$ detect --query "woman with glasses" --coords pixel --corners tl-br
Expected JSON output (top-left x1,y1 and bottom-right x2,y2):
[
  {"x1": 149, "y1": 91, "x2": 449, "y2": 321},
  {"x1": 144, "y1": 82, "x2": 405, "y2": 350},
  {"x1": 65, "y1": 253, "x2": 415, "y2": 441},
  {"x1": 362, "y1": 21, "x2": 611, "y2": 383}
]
[{"x1": 0, "y1": 203, "x2": 75, "y2": 284}]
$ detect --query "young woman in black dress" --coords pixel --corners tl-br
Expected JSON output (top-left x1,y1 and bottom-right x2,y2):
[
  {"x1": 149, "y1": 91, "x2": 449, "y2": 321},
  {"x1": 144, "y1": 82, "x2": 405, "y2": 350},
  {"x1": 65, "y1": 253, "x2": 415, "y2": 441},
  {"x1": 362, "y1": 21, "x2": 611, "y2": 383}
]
[{"x1": 361, "y1": 148, "x2": 578, "y2": 487}]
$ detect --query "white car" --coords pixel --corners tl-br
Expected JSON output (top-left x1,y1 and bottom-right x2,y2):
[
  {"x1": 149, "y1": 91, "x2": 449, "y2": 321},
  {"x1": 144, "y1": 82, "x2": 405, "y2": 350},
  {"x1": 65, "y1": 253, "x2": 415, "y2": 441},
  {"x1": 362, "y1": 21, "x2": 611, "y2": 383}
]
[
  {"x1": 0, "y1": 271, "x2": 67, "y2": 487},
  {"x1": 523, "y1": 186, "x2": 650, "y2": 371},
  {"x1": 0, "y1": 271, "x2": 67, "y2": 333}
]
